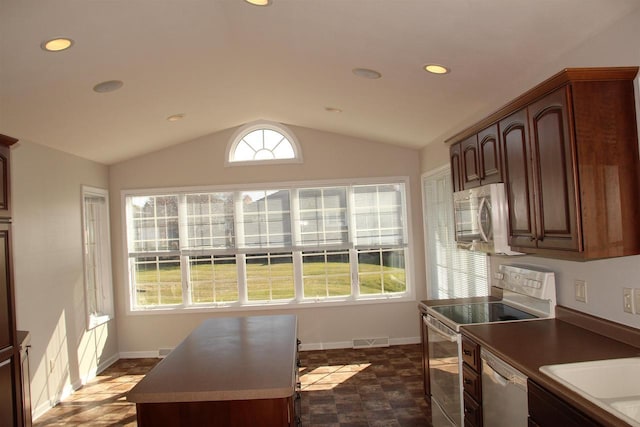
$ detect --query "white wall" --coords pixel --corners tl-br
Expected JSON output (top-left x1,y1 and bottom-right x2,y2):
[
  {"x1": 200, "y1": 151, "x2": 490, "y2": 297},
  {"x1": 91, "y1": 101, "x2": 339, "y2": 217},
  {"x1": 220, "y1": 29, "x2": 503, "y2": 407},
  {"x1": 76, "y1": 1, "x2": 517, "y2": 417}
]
[
  {"x1": 109, "y1": 124, "x2": 425, "y2": 355},
  {"x1": 10, "y1": 140, "x2": 118, "y2": 419},
  {"x1": 420, "y1": 7, "x2": 640, "y2": 328}
]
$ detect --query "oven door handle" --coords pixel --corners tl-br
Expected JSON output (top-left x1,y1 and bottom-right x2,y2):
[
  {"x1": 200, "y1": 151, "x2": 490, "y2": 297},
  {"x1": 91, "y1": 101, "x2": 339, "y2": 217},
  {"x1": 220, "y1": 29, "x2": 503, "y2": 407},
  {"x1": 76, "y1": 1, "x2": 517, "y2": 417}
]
[{"x1": 424, "y1": 315, "x2": 458, "y2": 343}]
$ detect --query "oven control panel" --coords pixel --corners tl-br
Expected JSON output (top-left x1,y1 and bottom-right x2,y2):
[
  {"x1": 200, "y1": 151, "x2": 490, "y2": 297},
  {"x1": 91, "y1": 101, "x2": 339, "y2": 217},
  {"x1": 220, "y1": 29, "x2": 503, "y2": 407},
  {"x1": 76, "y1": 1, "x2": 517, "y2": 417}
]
[{"x1": 494, "y1": 264, "x2": 557, "y2": 312}]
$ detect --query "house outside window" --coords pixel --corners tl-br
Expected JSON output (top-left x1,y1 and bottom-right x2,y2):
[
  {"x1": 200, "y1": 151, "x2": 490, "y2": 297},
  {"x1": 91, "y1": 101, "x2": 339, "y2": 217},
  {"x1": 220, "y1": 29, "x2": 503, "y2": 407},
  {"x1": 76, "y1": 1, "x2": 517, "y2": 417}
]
[{"x1": 123, "y1": 177, "x2": 412, "y2": 312}]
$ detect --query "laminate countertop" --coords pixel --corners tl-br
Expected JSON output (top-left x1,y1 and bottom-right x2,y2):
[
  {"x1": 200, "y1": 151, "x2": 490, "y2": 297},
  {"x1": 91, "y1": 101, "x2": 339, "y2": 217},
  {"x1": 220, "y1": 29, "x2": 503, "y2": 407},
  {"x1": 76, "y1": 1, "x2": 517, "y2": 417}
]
[
  {"x1": 462, "y1": 310, "x2": 640, "y2": 427},
  {"x1": 126, "y1": 314, "x2": 298, "y2": 404}
]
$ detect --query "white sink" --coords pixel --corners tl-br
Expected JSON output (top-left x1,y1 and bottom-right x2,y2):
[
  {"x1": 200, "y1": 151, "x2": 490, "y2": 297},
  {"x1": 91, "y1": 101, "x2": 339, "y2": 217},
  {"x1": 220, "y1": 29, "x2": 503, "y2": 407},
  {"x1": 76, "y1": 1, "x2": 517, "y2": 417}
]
[{"x1": 540, "y1": 358, "x2": 640, "y2": 426}]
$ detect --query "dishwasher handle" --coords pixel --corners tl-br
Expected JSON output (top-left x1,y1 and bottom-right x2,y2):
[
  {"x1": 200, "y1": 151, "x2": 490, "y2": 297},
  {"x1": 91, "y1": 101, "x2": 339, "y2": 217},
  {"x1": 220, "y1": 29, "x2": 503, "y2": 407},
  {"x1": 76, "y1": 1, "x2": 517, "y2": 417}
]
[{"x1": 481, "y1": 348, "x2": 527, "y2": 390}]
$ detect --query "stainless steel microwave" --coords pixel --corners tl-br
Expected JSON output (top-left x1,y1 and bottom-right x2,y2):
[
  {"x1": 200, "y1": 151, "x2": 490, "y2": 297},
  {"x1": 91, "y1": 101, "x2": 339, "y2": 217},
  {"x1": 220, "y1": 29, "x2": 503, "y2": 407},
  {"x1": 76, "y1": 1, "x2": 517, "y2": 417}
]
[{"x1": 453, "y1": 183, "x2": 522, "y2": 255}]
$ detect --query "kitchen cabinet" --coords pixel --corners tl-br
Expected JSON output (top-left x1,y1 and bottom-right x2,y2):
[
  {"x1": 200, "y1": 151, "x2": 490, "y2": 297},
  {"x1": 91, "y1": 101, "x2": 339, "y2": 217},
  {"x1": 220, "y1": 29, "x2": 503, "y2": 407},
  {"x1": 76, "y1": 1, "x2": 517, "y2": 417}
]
[
  {"x1": 450, "y1": 142, "x2": 463, "y2": 192},
  {"x1": 500, "y1": 88, "x2": 579, "y2": 253},
  {"x1": 449, "y1": 67, "x2": 640, "y2": 260},
  {"x1": 0, "y1": 134, "x2": 22, "y2": 427},
  {"x1": 0, "y1": 143, "x2": 10, "y2": 219},
  {"x1": 450, "y1": 124, "x2": 502, "y2": 191},
  {"x1": 528, "y1": 380, "x2": 600, "y2": 427},
  {"x1": 461, "y1": 334, "x2": 482, "y2": 427}
]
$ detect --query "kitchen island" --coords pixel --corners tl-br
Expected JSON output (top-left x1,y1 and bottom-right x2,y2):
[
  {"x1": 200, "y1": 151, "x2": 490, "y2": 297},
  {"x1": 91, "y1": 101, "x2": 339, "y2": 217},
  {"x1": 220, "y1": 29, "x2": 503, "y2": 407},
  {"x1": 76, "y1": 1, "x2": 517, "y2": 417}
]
[{"x1": 127, "y1": 314, "x2": 299, "y2": 427}]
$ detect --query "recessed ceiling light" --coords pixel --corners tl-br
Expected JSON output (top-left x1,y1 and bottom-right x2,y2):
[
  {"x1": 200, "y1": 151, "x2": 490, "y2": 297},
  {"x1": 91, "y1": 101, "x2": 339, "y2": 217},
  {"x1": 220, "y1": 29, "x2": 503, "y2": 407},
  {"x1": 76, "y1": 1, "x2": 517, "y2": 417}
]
[
  {"x1": 244, "y1": 0, "x2": 271, "y2": 5},
  {"x1": 352, "y1": 68, "x2": 382, "y2": 79},
  {"x1": 167, "y1": 113, "x2": 186, "y2": 122},
  {"x1": 424, "y1": 64, "x2": 450, "y2": 75},
  {"x1": 93, "y1": 80, "x2": 124, "y2": 93},
  {"x1": 41, "y1": 37, "x2": 74, "y2": 52},
  {"x1": 324, "y1": 107, "x2": 343, "y2": 113}
]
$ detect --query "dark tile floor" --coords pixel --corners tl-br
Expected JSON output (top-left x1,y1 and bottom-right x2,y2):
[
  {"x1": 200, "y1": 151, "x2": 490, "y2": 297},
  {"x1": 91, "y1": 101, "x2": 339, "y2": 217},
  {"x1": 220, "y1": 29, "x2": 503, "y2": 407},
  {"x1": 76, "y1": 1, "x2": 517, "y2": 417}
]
[{"x1": 34, "y1": 344, "x2": 431, "y2": 426}]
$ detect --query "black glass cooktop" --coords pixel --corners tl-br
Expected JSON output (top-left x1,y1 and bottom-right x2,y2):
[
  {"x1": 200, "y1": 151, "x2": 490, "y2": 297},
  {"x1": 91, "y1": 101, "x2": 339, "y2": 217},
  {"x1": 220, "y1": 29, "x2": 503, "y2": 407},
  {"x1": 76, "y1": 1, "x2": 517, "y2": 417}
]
[{"x1": 430, "y1": 302, "x2": 537, "y2": 325}]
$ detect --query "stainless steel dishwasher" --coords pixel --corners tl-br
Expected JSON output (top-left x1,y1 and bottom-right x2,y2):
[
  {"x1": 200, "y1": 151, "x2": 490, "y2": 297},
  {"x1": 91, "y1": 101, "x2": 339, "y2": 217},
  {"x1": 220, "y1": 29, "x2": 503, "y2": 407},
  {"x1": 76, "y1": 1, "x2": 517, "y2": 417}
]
[{"x1": 481, "y1": 348, "x2": 528, "y2": 426}]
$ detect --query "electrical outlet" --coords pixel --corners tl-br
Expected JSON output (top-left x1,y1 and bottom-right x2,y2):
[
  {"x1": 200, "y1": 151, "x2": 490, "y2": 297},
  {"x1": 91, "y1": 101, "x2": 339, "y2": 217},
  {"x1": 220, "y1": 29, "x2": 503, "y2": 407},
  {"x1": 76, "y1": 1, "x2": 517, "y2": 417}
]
[
  {"x1": 634, "y1": 289, "x2": 640, "y2": 316},
  {"x1": 623, "y1": 288, "x2": 634, "y2": 314},
  {"x1": 574, "y1": 280, "x2": 587, "y2": 303}
]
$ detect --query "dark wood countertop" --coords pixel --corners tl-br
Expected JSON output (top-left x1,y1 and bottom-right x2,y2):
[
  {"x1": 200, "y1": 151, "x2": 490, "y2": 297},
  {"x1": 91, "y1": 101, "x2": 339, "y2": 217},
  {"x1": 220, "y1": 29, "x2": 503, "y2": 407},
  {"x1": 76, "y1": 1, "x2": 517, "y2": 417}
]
[
  {"x1": 127, "y1": 315, "x2": 298, "y2": 404},
  {"x1": 461, "y1": 309, "x2": 640, "y2": 427}
]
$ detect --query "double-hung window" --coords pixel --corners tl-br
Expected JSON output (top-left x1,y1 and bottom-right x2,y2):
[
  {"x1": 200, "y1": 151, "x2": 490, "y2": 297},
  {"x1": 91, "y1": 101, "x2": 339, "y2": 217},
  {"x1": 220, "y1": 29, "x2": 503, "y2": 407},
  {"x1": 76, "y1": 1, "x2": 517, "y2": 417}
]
[
  {"x1": 422, "y1": 167, "x2": 488, "y2": 299},
  {"x1": 124, "y1": 178, "x2": 411, "y2": 311}
]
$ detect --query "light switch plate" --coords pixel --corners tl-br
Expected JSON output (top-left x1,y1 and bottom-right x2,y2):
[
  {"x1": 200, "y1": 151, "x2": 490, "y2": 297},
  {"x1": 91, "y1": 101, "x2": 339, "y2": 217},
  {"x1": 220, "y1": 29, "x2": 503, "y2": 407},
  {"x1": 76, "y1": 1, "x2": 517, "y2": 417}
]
[
  {"x1": 574, "y1": 280, "x2": 587, "y2": 303},
  {"x1": 623, "y1": 288, "x2": 634, "y2": 314},
  {"x1": 633, "y1": 289, "x2": 640, "y2": 316}
]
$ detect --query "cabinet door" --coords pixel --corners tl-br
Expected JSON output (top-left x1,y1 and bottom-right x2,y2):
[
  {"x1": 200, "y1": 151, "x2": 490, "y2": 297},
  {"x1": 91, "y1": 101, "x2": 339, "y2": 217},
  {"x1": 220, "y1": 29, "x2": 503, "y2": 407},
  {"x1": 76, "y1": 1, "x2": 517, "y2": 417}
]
[
  {"x1": 477, "y1": 124, "x2": 502, "y2": 185},
  {"x1": 0, "y1": 145, "x2": 9, "y2": 220},
  {"x1": 499, "y1": 109, "x2": 537, "y2": 249},
  {"x1": 0, "y1": 224, "x2": 12, "y2": 352},
  {"x1": 450, "y1": 143, "x2": 463, "y2": 192},
  {"x1": 0, "y1": 354, "x2": 17, "y2": 425},
  {"x1": 528, "y1": 87, "x2": 580, "y2": 251},
  {"x1": 461, "y1": 136, "x2": 481, "y2": 189},
  {"x1": 528, "y1": 380, "x2": 599, "y2": 427}
]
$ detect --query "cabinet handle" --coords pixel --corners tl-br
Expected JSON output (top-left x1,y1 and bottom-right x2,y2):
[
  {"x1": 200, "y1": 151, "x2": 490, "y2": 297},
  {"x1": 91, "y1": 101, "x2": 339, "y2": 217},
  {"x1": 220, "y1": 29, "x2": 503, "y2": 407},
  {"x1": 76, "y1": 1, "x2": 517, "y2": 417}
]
[
  {"x1": 464, "y1": 379, "x2": 472, "y2": 385},
  {"x1": 463, "y1": 350, "x2": 472, "y2": 356}
]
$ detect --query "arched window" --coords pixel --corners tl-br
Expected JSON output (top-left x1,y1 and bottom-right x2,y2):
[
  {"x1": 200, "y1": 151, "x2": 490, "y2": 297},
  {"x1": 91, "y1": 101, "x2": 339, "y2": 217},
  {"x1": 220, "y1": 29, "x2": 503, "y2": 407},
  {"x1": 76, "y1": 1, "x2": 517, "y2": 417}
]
[{"x1": 226, "y1": 121, "x2": 302, "y2": 165}]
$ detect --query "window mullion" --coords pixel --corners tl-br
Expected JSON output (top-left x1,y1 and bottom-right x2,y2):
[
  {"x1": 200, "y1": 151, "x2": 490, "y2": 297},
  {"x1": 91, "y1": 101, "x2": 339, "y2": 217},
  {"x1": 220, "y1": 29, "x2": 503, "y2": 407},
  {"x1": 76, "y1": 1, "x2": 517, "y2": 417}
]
[
  {"x1": 237, "y1": 254, "x2": 248, "y2": 303},
  {"x1": 178, "y1": 194, "x2": 190, "y2": 306},
  {"x1": 350, "y1": 249, "x2": 359, "y2": 299},
  {"x1": 234, "y1": 191, "x2": 248, "y2": 303},
  {"x1": 291, "y1": 189, "x2": 304, "y2": 301}
]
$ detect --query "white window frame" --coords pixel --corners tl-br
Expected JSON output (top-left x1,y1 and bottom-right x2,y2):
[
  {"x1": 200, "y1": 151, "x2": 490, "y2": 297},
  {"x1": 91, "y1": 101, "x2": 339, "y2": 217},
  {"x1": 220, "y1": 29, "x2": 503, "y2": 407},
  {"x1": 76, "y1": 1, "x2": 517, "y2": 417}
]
[
  {"x1": 121, "y1": 176, "x2": 414, "y2": 315},
  {"x1": 225, "y1": 120, "x2": 303, "y2": 166},
  {"x1": 81, "y1": 185, "x2": 115, "y2": 329}
]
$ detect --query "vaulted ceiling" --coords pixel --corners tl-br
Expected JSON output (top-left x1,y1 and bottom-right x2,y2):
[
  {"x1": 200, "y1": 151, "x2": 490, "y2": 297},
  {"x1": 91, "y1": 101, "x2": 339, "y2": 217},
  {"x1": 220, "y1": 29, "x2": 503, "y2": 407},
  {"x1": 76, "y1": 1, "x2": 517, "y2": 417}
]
[{"x1": 1, "y1": 0, "x2": 638, "y2": 164}]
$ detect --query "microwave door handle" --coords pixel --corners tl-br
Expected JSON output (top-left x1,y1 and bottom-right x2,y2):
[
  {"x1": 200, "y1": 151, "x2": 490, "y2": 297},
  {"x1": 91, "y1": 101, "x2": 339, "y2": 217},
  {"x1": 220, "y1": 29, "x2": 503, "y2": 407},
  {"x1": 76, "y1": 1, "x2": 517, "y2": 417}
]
[{"x1": 477, "y1": 197, "x2": 489, "y2": 242}]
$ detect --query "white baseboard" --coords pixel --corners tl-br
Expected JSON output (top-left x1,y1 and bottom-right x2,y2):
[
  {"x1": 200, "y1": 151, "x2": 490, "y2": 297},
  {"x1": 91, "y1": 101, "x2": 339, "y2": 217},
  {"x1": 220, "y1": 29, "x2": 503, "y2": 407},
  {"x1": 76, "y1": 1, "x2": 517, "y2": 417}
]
[
  {"x1": 32, "y1": 352, "x2": 122, "y2": 421},
  {"x1": 118, "y1": 337, "x2": 421, "y2": 355},
  {"x1": 299, "y1": 336, "x2": 420, "y2": 351},
  {"x1": 118, "y1": 350, "x2": 161, "y2": 359}
]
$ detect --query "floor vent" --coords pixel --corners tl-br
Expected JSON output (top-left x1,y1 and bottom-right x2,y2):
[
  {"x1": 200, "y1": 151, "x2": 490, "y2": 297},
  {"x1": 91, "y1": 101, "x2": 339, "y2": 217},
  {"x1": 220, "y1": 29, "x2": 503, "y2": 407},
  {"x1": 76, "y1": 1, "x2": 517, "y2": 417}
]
[
  {"x1": 352, "y1": 337, "x2": 390, "y2": 349},
  {"x1": 158, "y1": 348, "x2": 174, "y2": 358}
]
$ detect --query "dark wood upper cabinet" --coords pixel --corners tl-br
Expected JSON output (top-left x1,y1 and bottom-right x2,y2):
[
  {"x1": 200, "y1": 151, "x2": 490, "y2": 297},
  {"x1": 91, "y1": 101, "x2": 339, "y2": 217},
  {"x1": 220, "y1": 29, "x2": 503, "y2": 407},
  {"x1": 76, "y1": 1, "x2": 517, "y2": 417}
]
[
  {"x1": 448, "y1": 67, "x2": 640, "y2": 260},
  {"x1": 461, "y1": 135, "x2": 481, "y2": 189},
  {"x1": 450, "y1": 124, "x2": 503, "y2": 191},
  {"x1": 499, "y1": 109, "x2": 536, "y2": 249},
  {"x1": 0, "y1": 138, "x2": 15, "y2": 219},
  {"x1": 477, "y1": 124, "x2": 502, "y2": 185},
  {"x1": 501, "y1": 88, "x2": 580, "y2": 252},
  {"x1": 527, "y1": 87, "x2": 579, "y2": 252},
  {"x1": 450, "y1": 142, "x2": 463, "y2": 192},
  {"x1": 0, "y1": 134, "x2": 22, "y2": 426}
]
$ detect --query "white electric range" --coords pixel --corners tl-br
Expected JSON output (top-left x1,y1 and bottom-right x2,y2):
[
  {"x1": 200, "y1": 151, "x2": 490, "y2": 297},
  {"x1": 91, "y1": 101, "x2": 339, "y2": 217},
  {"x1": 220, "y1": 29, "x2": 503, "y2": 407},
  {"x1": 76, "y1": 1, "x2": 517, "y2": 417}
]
[{"x1": 421, "y1": 264, "x2": 557, "y2": 427}]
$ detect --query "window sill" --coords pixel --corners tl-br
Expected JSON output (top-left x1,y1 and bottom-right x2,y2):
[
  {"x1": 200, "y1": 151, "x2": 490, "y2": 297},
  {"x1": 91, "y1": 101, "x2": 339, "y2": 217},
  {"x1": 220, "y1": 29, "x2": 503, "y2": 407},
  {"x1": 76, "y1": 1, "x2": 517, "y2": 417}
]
[{"x1": 126, "y1": 293, "x2": 415, "y2": 316}]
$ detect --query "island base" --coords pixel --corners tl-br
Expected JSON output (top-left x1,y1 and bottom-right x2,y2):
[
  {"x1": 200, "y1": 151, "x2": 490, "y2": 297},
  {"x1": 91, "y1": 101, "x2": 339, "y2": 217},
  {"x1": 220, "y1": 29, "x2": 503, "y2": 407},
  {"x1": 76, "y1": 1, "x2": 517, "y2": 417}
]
[{"x1": 136, "y1": 396, "x2": 296, "y2": 427}]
